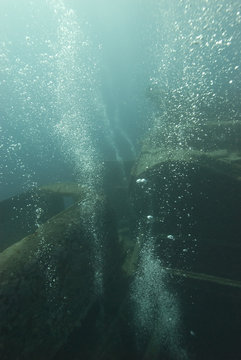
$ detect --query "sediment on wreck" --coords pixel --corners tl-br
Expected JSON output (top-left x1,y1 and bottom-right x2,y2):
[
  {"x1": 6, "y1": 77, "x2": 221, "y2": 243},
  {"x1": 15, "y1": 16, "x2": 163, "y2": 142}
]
[{"x1": 0, "y1": 182, "x2": 88, "y2": 252}]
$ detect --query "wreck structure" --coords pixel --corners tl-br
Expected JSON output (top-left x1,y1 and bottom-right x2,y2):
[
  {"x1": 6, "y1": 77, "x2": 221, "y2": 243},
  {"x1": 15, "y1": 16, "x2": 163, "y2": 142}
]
[{"x1": 0, "y1": 91, "x2": 241, "y2": 359}]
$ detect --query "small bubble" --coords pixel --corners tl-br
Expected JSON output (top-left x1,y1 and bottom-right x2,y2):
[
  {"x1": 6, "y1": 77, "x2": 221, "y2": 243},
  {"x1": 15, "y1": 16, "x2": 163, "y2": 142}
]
[
  {"x1": 136, "y1": 178, "x2": 147, "y2": 184},
  {"x1": 147, "y1": 215, "x2": 154, "y2": 223},
  {"x1": 167, "y1": 234, "x2": 175, "y2": 240}
]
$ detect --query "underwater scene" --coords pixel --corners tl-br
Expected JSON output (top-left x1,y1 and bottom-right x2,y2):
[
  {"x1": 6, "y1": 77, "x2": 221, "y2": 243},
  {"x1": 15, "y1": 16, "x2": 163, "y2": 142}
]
[{"x1": 0, "y1": 0, "x2": 241, "y2": 359}]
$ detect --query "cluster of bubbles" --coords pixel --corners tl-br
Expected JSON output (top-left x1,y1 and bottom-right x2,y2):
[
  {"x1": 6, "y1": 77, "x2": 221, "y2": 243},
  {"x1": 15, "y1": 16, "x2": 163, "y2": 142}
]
[
  {"x1": 34, "y1": 229, "x2": 60, "y2": 307},
  {"x1": 0, "y1": 39, "x2": 45, "y2": 228},
  {"x1": 45, "y1": 0, "x2": 102, "y2": 187},
  {"x1": 130, "y1": 0, "x2": 241, "y2": 356},
  {"x1": 46, "y1": 0, "x2": 105, "y2": 296},
  {"x1": 148, "y1": 0, "x2": 241, "y2": 151},
  {"x1": 132, "y1": 170, "x2": 190, "y2": 356},
  {"x1": 131, "y1": 230, "x2": 188, "y2": 359}
]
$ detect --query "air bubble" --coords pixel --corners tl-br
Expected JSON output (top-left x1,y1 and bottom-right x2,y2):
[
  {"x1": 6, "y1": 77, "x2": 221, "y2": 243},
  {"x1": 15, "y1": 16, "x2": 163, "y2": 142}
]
[{"x1": 136, "y1": 178, "x2": 147, "y2": 184}]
